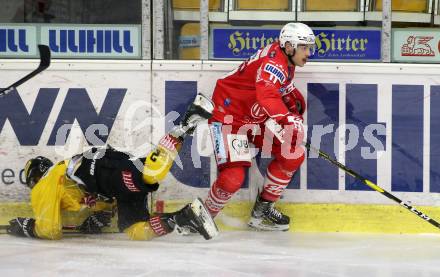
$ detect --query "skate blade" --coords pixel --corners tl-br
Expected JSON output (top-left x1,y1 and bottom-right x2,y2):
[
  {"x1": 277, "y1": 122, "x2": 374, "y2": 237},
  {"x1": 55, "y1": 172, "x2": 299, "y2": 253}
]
[
  {"x1": 175, "y1": 225, "x2": 194, "y2": 236},
  {"x1": 248, "y1": 217, "x2": 290, "y2": 232},
  {"x1": 191, "y1": 197, "x2": 219, "y2": 239},
  {"x1": 194, "y1": 93, "x2": 214, "y2": 113}
]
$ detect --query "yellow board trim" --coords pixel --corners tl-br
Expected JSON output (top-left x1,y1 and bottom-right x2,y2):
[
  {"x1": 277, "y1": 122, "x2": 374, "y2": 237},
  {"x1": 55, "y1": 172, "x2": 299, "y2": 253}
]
[
  {"x1": 158, "y1": 200, "x2": 440, "y2": 234},
  {"x1": 2, "y1": 201, "x2": 440, "y2": 234}
]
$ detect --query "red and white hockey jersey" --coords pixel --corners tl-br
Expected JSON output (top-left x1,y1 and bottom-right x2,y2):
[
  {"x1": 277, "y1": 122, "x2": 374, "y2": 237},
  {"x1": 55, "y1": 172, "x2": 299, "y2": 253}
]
[{"x1": 211, "y1": 41, "x2": 305, "y2": 126}]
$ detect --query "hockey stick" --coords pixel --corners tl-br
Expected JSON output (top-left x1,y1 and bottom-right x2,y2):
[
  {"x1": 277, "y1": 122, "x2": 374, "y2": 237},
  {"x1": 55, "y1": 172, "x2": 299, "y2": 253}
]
[
  {"x1": 0, "y1": 209, "x2": 116, "y2": 234},
  {"x1": 304, "y1": 141, "x2": 440, "y2": 230},
  {"x1": 0, "y1": 44, "x2": 51, "y2": 96},
  {"x1": 0, "y1": 224, "x2": 79, "y2": 236},
  {"x1": 0, "y1": 224, "x2": 118, "y2": 234},
  {"x1": 0, "y1": 224, "x2": 77, "y2": 231}
]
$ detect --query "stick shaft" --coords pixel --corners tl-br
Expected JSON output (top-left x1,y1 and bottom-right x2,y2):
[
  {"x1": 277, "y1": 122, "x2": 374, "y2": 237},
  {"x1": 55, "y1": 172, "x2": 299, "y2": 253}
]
[
  {"x1": 0, "y1": 45, "x2": 51, "y2": 96},
  {"x1": 305, "y1": 142, "x2": 440, "y2": 229},
  {"x1": 0, "y1": 224, "x2": 77, "y2": 231},
  {"x1": 0, "y1": 224, "x2": 118, "y2": 234}
]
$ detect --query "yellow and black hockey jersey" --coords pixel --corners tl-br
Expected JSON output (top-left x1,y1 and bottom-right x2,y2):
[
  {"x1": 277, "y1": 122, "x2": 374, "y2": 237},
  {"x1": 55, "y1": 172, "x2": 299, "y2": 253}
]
[
  {"x1": 30, "y1": 141, "x2": 179, "y2": 241},
  {"x1": 30, "y1": 160, "x2": 112, "y2": 240}
]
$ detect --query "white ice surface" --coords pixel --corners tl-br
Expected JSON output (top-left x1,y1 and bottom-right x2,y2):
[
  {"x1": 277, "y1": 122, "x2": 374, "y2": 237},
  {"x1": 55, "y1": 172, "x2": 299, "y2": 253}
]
[{"x1": 1, "y1": 231, "x2": 440, "y2": 277}]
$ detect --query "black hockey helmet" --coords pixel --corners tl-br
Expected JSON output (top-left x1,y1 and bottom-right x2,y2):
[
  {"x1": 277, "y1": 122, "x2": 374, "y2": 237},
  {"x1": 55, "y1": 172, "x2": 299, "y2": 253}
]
[{"x1": 24, "y1": 156, "x2": 53, "y2": 188}]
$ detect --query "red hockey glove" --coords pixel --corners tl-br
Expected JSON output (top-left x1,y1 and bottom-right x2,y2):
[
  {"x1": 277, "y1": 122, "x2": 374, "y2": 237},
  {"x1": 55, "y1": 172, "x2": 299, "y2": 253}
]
[
  {"x1": 282, "y1": 87, "x2": 306, "y2": 115},
  {"x1": 265, "y1": 114, "x2": 304, "y2": 145}
]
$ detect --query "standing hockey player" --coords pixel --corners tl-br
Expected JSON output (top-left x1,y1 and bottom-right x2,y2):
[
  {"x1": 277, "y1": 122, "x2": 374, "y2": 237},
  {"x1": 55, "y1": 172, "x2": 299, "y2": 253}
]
[
  {"x1": 6, "y1": 94, "x2": 218, "y2": 241},
  {"x1": 204, "y1": 22, "x2": 315, "y2": 231}
]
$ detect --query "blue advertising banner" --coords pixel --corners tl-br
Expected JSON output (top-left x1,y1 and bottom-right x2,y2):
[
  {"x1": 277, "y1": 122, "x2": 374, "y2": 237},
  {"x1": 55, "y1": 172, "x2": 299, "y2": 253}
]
[
  {"x1": 211, "y1": 27, "x2": 279, "y2": 59},
  {"x1": 210, "y1": 26, "x2": 381, "y2": 61}
]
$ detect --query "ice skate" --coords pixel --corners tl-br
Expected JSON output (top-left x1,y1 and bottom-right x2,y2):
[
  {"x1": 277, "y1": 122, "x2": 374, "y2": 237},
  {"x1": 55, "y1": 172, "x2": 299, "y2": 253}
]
[
  {"x1": 174, "y1": 198, "x2": 219, "y2": 240},
  {"x1": 170, "y1": 93, "x2": 214, "y2": 138},
  {"x1": 248, "y1": 196, "x2": 290, "y2": 231}
]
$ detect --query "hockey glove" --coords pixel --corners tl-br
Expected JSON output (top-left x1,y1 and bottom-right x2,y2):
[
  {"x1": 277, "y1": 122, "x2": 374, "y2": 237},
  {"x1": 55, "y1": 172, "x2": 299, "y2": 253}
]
[
  {"x1": 265, "y1": 114, "x2": 304, "y2": 145},
  {"x1": 281, "y1": 87, "x2": 306, "y2": 115},
  {"x1": 81, "y1": 194, "x2": 97, "y2": 208},
  {"x1": 78, "y1": 211, "x2": 112, "y2": 234},
  {"x1": 7, "y1": 217, "x2": 36, "y2": 238}
]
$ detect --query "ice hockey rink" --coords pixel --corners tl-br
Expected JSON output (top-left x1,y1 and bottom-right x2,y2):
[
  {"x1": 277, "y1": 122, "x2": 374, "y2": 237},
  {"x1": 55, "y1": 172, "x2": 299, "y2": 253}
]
[
  {"x1": 1, "y1": 2, "x2": 440, "y2": 277},
  {"x1": 2, "y1": 231, "x2": 440, "y2": 277}
]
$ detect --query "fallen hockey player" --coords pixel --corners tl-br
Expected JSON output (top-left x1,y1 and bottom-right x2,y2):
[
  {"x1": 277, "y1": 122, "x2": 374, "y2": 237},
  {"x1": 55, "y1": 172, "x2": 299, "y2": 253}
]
[{"x1": 6, "y1": 94, "x2": 218, "y2": 241}]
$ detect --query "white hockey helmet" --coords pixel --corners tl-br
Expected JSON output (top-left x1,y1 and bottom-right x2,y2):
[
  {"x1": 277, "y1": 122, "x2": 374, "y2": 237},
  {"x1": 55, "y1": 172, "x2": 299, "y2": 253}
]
[{"x1": 279, "y1": 22, "x2": 316, "y2": 50}]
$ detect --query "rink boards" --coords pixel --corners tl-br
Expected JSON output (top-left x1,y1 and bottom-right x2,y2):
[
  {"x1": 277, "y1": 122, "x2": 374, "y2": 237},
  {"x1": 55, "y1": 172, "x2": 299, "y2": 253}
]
[{"x1": 1, "y1": 60, "x2": 440, "y2": 233}]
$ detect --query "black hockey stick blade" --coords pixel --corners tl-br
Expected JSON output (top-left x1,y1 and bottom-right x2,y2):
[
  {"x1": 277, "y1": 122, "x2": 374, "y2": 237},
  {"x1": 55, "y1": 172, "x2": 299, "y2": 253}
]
[
  {"x1": 304, "y1": 141, "x2": 440, "y2": 230},
  {"x1": 0, "y1": 44, "x2": 51, "y2": 96}
]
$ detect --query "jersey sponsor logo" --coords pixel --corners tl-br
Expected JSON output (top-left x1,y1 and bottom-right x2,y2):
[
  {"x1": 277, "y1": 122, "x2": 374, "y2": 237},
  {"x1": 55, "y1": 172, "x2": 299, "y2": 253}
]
[
  {"x1": 204, "y1": 198, "x2": 223, "y2": 213},
  {"x1": 149, "y1": 216, "x2": 167, "y2": 236},
  {"x1": 89, "y1": 151, "x2": 101, "y2": 176},
  {"x1": 283, "y1": 80, "x2": 295, "y2": 94},
  {"x1": 210, "y1": 122, "x2": 227, "y2": 165},
  {"x1": 227, "y1": 134, "x2": 251, "y2": 162},
  {"x1": 263, "y1": 183, "x2": 288, "y2": 197},
  {"x1": 214, "y1": 187, "x2": 233, "y2": 202},
  {"x1": 159, "y1": 134, "x2": 178, "y2": 152},
  {"x1": 264, "y1": 63, "x2": 286, "y2": 84},
  {"x1": 250, "y1": 102, "x2": 268, "y2": 120},
  {"x1": 121, "y1": 171, "x2": 140, "y2": 192}
]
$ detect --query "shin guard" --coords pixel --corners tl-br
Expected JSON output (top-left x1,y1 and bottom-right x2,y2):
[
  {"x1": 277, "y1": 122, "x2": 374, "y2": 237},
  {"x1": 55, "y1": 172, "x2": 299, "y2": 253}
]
[{"x1": 204, "y1": 166, "x2": 246, "y2": 217}]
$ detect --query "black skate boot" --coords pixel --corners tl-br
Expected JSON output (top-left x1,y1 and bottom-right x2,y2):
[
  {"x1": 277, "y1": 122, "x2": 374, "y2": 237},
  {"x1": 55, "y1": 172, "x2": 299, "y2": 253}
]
[
  {"x1": 170, "y1": 93, "x2": 214, "y2": 139},
  {"x1": 248, "y1": 196, "x2": 290, "y2": 231},
  {"x1": 162, "y1": 198, "x2": 218, "y2": 240}
]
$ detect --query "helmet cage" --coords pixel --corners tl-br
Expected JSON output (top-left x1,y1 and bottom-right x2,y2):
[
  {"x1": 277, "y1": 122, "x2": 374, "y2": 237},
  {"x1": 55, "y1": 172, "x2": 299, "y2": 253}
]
[{"x1": 24, "y1": 156, "x2": 53, "y2": 188}]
